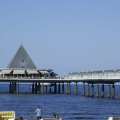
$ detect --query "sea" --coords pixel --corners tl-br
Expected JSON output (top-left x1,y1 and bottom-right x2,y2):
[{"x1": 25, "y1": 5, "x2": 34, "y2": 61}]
[{"x1": 0, "y1": 84, "x2": 120, "y2": 120}]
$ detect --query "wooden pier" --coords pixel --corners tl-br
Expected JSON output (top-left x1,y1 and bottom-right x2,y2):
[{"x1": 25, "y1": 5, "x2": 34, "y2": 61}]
[{"x1": 0, "y1": 76, "x2": 119, "y2": 99}]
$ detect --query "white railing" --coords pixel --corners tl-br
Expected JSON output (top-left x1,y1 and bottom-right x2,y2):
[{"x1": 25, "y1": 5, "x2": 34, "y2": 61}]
[
  {"x1": 1, "y1": 72, "x2": 120, "y2": 81},
  {"x1": 64, "y1": 72, "x2": 120, "y2": 80}
]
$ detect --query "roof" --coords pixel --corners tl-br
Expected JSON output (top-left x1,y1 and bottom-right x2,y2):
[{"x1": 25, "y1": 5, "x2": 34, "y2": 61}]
[
  {"x1": 27, "y1": 69, "x2": 38, "y2": 74},
  {"x1": 13, "y1": 69, "x2": 25, "y2": 74},
  {"x1": 39, "y1": 70, "x2": 49, "y2": 74},
  {"x1": 0, "y1": 69, "x2": 12, "y2": 74},
  {"x1": 0, "y1": 68, "x2": 51, "y2": 75},
  {"x1": 8, "y1": 45, "x2": 36, "y2": 69}
]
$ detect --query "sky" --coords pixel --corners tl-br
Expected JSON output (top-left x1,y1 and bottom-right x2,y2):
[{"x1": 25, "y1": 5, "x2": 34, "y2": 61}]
[{"x1": 0, "y1": 0, "x2": 120, "y2": 74}]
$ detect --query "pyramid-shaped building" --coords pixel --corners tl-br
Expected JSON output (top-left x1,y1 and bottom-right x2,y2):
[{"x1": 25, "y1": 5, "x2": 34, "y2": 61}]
[{"x1": 8, "y1": 45, "x2": 36, "y2": 69}]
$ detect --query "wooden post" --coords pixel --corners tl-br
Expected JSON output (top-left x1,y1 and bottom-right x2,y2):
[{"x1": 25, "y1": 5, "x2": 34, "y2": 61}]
[
  {"x1": 91, "y1": 83, "x2": 94, "y2": 97},
  {"x1": 32, "y1": 82, "x2": 35, "y2": 94},
  {"x1": 111, "y1": 83, "x2": 115, "y2": 98},
  {"x1": 62, "y1": 82, "x2": 64, "y2": 94},
  {"x1": 38, "y1": 82, "x2": 41, "y2": 94},
  {"x1": 101, "y1": 84, "x2": 104, "y2": 98},
  {"x1": 49, "y1": 85, "x2": 52, "y2": 94},
  {"x1": 66, "y1": 82, "x2": 71, "y2": 95},
  {"x1": 58, "y1": 82, "x2": 61, "y2": 94},
  {"x1": 45, "y1": 85, "x2": 48, "y2": 94},
  {"x1": 109, "y1": 84, "x2": 112, "y2": 98},
  {"x1": 87, "y1": 83, "x2": 90, "y2": 97},
  {"x1": 10, "y1": 81, "x2": 17, "y2": 94},
  {"x1": 74, "y1": 82, "x2": 78, "y2": 95},
  {"x1": 96, "y1": 84, "x2": 100, "y2": 98},
  {"x1": 41, "y1": 83, "x2": 44, "y2": 94},
  {"x1": 9, "y1": 82, "x2": 11, "y2": 94},
  {"x1": 14, "y1": 82, "x2": 17, "y2": 94},
  {"x1": 54, "y1": 83, "x2": 57, "y2": 94},
  {"x1": 83, "y1": 82, "x2": 86, "y2": 96},
  {"x1": 35, "y1": 82, "x2": 38, "y2": 94},
  {"x1": 17, "y1": 81, "x2": 19, "y2": 95}
]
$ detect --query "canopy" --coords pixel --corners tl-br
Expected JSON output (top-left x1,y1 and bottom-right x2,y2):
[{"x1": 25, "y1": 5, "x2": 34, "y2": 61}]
[
  {"x1": 0, "y1": 69, "x2": 12, "y2": 74},
  {"x1": 13, "y1": 69, "x2": 25, "y2": 74},
  {"x1": 27, "y1": 69, "x2": 38, "y2": 74}
]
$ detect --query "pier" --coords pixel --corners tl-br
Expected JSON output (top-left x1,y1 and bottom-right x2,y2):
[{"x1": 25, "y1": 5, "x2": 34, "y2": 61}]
[
  {"x1": 0, "y1": 45, "x2": 120, "y2": 99},
  {"x1": 0, "y1": 69, "x2": 120, "y2": 99}
]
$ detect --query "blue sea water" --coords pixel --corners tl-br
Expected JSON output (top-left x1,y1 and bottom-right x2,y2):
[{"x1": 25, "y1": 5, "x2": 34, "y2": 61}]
[{"x1": 0, "y1": 84, "x2": 120, "y2": 120}]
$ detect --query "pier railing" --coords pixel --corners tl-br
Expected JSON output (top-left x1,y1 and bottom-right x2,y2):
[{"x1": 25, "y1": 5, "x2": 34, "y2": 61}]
[
  {"x1": 64, "y1": 71, "x2": 120, "y2": 81},
  {"x1": 0, "y1": 74, "x2": 120, "y2": 82}
]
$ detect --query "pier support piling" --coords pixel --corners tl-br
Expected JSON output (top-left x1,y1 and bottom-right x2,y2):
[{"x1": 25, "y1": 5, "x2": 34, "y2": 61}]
[
  {"x1": 41, "y1": 83, "x2": 44, "y2": 94},
  {"x1": 35, "y1": 82, "x2": 37, "y2": 94},
  {"x1": 62, "y1": 82, "x2": 64, "y2": 94},
  {"x1": 111, "y1": 83, "x2": 115, "y2": 98},
  {"x1": 74, "y1": 82, "x2": 78, "y2": 95},
  {"x1": 91, "y1": 83, "x2": 94, "y2": 97},
  {"x1": 58, "y1": 82, "x2": 61, "y2": 94},
  {"x1": 96, "y1": 84, "x2": 100, "y2": 98},
  {"x1": 87, "y1": 83, "x2": 90, "y2": 97},
  {"x1": 54, "y1": 83, "x2": 57, "y2": 94},
  {"x1": 101, "y1": 84, "x2": 105, "y2": 98},
  {"x1": 9, "y1": 82, "x2": 17, "y2": 94},
  {"x1": 66, "y1": 82, "x2": 71, "y2": 95},
  {"x1": 32, "y1": 82, "x2": 35, "y2": 94},
  {"x1": 83, "y1": 82, "x2": 86, "y2": 96}
]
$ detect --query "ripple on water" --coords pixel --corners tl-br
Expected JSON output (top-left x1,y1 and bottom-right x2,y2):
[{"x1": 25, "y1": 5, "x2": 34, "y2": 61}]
[{"x1": 0, "y1": 94, "x2": 119, "y2": 120}]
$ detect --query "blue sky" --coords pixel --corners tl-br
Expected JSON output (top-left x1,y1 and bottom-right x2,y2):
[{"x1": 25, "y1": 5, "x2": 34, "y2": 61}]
[{"x1": 0, "y1": 0, "x2": 120, "y2": 74}]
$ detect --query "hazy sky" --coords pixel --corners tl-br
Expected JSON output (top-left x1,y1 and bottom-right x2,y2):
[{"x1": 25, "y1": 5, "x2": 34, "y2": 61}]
[{"x1": 0, "y1": 0, "x2": 120, "y2": 74}]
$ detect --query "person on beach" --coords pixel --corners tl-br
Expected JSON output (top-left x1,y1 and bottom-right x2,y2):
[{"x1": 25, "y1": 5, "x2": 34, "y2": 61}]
[{"x1": 35, "y1": 107, "x2": 42, "y2": 120}]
